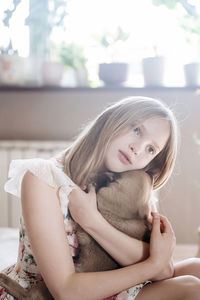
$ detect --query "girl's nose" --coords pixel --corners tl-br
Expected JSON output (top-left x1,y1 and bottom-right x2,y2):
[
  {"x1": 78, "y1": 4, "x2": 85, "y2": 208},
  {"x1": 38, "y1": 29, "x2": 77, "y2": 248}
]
[
  {"x1": 130, "y1": 142, "x2": 143, "y2": 155},
  {"x1": 130, "y1": 144, "x2": 138, "y2": 155}
]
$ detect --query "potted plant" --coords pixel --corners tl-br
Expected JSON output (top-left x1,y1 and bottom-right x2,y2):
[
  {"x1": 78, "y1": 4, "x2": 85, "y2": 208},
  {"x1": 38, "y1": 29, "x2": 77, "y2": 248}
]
[
  {"x1": 95, "y1": 26, "x2": 130, "y2": 85},
  {"x1": 3, "y1": 0, "x2": 68, "y2": 85},
  {"x1": 184, "y1": 62, "x2": 200, "y2": 86},
  {"x1": 0, "y1": 36, "x2": 27, "y2": 85},
  {"x1": 57, "y1": 42, "x2": 88, "y2": 86},
  {"x1": 42, "y1": 60, "x2": 64, "y2": 86},
  {"x1": 142, "y1": 46, "x2": 166, "y2": 87},
  {"x1": 152, "y1": 0, "x2": 200, "y2": 86}
]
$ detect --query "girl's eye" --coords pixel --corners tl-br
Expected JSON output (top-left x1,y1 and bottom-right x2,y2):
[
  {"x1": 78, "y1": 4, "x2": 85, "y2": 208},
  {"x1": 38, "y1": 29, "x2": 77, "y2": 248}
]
[
  {"x1": 146, "y1": 145, "x2": 155, "y2": 155},
  {"x1": 133, "y1": 127, "x2": 140, "y2": 135}
]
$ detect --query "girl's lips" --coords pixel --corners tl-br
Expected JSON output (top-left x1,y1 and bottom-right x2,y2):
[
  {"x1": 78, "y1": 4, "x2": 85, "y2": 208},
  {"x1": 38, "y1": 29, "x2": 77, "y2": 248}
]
[{"x1": 118, "y1": 150, "x2": 132, "y2": 164}]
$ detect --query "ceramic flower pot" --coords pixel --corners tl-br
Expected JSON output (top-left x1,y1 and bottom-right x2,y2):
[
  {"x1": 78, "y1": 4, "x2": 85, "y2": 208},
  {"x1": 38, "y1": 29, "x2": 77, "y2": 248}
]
[
  {"x1": 75, "y1": 69, "x2": 88, "y2": 86},
  {"x1": 142, "y1": 56, "x2": 165, "y2": 87},
  {"x1": 42, "y1": 61, "x2": 64, "y2": 85},
  {"x1": 184, "y1": 62, "x2": 200, "y2": 86},
  {"x1": 98, "y1": 63, "x2": 128, "y2": 85},
  {"x1": 0, "y1": 54, "x2": 25, "y2": 85}
]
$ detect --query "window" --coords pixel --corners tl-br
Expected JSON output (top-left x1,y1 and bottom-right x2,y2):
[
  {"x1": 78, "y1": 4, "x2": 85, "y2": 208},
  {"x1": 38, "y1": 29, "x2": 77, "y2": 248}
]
[
  {"x1": 0, "y1": 0, "x2": 199, "y2": 87},
  {"x1": 0, "y1": 0, "x2": 29, "y2": 56}
]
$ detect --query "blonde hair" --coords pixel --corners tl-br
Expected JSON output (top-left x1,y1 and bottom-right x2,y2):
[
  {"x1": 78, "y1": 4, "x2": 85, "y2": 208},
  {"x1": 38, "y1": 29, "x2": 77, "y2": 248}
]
[{"x1": 61, "y1": 96, "x2": 178, "y2": 190}]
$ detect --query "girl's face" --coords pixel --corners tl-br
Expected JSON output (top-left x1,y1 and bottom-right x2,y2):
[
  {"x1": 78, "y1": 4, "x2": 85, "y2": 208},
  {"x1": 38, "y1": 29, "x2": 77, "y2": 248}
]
[{"x1": 103, "y1": 117, "x2": 170, "y2": 173}]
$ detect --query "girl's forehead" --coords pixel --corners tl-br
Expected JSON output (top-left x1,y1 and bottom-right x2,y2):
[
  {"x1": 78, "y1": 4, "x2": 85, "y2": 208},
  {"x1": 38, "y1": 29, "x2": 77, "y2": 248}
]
[
  {"x1": 115, "y1": 117, "x2": 170, "y2": 134},
  {"x1": 142, "y1": 118, "x2": 170, "y2": 148},
  {"x1": 125, "y1": 116, "x2": 169, "y2": 127},
  {"x1": 142, "y1": 117, "x2": 170, "y2": 127}
]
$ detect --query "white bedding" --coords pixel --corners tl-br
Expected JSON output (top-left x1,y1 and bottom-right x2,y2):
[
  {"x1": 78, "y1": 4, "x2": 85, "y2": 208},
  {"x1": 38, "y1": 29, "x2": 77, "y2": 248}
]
[{"x1": 0, "y1": 227, "x2": 19, "y2": 271}]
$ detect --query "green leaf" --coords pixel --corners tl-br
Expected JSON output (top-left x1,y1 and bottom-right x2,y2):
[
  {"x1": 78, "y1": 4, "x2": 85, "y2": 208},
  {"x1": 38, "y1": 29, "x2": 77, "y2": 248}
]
[
  {"x1": 152, "y1": 0, "x2": 178, "y2": 9},
  {"x1": 58, "y1": 43, "x2": 87, "y2": 70}
]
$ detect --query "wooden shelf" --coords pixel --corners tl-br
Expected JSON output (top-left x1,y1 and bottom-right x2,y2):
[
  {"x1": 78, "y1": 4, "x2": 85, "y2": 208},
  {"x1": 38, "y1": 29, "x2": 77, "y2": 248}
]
[{"x1": 0, "y1": 85, "x2": 200, "y2": 92}]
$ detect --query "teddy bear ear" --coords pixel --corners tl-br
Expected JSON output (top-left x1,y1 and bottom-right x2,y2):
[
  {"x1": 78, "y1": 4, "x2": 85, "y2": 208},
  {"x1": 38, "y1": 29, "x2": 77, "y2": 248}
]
[
  {"x1": 146, "y1": 169, "x2": 159, "y2": 185},
  {"x1": 104, "y1": 172, "x2": 115, "y2": 182}
]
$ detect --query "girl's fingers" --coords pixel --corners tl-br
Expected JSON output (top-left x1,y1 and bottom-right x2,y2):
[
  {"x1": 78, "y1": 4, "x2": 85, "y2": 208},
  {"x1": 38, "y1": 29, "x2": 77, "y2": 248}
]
[
  {"x1": 87, "y1": 183, "x2": 96, "y2": 194},
  {"x1": 151, "y1": 213, "x2": 161, "y2": 235},
  {"x1": 81, "y1": 185, "x2": 87, "y2": 191},
  {"x1": 151, "y1": 212, "x2": 173, "y2": 233},
  {"x1": 159, "y1": 215, "x2": 174, "y2": 234}
]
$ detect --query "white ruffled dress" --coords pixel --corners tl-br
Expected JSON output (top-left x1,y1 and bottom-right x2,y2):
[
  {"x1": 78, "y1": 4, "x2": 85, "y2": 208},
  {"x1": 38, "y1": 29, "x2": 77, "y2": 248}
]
[{"x1": 0, "y1": 157, "x2": 149, "y2": 300}]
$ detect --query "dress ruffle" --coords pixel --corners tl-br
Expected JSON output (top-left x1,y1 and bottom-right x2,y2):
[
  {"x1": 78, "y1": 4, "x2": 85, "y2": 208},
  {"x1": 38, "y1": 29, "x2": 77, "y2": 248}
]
[{"x1": 4, "y1": 158, "x2": 76, "y2": 218}]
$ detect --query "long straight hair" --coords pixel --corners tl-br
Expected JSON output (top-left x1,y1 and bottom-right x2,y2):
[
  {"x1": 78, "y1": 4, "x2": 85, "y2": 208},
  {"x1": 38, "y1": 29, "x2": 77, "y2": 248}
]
[{"x1": 60, "y1": 96, "x2": 178, "y2": 190}]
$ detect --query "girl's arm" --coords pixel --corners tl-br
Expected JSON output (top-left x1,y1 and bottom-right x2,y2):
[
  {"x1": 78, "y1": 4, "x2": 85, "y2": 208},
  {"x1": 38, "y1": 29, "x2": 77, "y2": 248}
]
[
  {"x1": 21, "y1": 172, "x2": 174, "y2": 300},
  {"x1": 81, "y1": 212, "x2": 150, "y2": 266},
  {"x1": 68, "y1": 185, "x2": 151, "y2": 266}
]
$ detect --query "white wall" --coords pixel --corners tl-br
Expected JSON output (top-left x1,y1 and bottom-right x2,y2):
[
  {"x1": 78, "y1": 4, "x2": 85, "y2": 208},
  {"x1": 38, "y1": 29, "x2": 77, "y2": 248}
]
[{"x1": 0, "y1": 87, "x2": 200, "y2": 244}]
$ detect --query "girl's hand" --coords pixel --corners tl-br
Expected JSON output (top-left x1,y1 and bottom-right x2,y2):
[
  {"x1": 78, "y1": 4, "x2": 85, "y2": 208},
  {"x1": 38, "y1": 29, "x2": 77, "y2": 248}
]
[
  {"x1": 148, "y1": 212, "x2": 176, "y2": 281},
  {"x1": 68, "y1": 184, "x2": 100, "y2": 229},
  {"x1": 147, "y1": 202, "x2": 158, "y2": 224}
]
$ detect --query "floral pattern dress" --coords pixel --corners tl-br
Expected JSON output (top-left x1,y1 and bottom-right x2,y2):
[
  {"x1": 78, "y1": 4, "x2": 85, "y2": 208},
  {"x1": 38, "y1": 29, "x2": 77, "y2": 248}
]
[{"x1": 0, "y1": 157, "x2": 150, "y2": 300}]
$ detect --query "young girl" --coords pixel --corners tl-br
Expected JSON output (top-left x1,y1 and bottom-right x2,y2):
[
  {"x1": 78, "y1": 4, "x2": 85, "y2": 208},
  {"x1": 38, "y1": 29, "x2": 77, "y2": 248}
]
[{"x1": 1, "y1": 96, "x2": 200, "y2": 300}]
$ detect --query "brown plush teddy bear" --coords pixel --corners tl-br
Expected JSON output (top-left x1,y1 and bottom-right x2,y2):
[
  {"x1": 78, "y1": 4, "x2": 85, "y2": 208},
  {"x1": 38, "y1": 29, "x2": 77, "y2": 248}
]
[{"x1": 0, "y1": 170, "x2": 153, "y2": 299}]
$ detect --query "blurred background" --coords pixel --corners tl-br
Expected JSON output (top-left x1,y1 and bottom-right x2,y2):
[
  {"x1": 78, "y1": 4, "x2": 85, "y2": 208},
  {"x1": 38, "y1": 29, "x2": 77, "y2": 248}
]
[
  {"x1": 0, "y1": 0, "x2": 200, "y2": 247},
  {"x1": 0, "y1": 0, "x2": 200, "y2": 87}
]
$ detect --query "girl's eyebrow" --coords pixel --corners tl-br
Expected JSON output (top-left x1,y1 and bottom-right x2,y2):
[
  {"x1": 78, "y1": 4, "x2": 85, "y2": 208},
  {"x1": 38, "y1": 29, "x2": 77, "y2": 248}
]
[{"x1": 140, "y1": 124, "x2": 160, "y2": 152}]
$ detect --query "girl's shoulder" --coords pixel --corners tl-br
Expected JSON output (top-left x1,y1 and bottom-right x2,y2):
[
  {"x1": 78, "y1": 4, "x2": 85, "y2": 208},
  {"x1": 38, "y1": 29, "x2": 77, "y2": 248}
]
[
  {"x1": 4, "y1": 157, "x2": 77, "y2": 220},
  {"x1": 4, "y1": 156, "x2": 76, "y2": 204}
]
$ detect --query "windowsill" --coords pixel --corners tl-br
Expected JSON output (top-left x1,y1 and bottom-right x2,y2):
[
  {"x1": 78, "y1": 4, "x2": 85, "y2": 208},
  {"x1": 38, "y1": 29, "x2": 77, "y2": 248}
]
[{"x1": 0, "y1": 84, "x2": 200, "y2": 92}]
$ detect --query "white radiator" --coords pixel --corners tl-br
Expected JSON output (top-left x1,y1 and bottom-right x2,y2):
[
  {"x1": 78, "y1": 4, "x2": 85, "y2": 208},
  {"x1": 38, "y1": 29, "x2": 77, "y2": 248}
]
[{"x1": 0, "y1": 140, "x2": 71, "y2": 228}]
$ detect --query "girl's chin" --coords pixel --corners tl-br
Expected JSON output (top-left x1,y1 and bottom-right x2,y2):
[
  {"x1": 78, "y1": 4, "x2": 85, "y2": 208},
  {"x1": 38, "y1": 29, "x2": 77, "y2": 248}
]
[
  {"x1": 107, "y1": 166, "x2": 130, "y2": 173},
  {"x1": 105, "y1": 160, "x2": 136, "y2": 173},
  {"x1": 108, "y1": 165, "x2": 141, "y2": 173}
]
